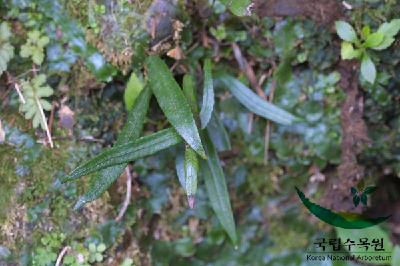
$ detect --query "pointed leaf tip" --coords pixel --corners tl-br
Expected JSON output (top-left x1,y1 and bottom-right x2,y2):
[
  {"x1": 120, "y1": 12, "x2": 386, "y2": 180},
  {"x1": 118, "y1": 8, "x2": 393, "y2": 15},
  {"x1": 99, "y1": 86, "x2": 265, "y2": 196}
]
[{"x1": 188, "y1": 195, "x2": 195, "y2": 209}]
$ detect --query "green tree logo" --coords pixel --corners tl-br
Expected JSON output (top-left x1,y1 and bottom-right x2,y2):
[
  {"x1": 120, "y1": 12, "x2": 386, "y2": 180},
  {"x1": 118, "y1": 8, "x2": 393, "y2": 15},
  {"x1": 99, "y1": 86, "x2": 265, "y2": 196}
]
[{"x1": 351, "y1": 186, "x2": 377, "y2": 207}]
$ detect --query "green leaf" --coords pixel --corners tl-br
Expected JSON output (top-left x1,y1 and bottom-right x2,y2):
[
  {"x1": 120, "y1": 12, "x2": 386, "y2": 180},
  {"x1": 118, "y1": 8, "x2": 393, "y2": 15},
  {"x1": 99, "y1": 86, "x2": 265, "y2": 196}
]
[
  {"x1": 353, "y1": 195, "x2": 360, "y2": 207},
  {"x1": 175, "y1": 147, "x2": 186, "y2": 190},
  {"x1": 0, "y1": 22, "x2": 14, "y2": 75},
  {"x1": 218, "y1": 76, "x2": 297, "y2": 125},
  {"x1": 341, "y1": 42, "x2": 361, "y2": 60},
  {"x1": 201, "y1": 132, "x2": 237, "y2": 245},
  {"x1": 350, "y1": 187, "x2": 357, "y2": 195},
  {"x1": 200, "y1": 59, "x2": 214, "y2": 129},
  {"x1": 361, "y1": 54, "x2": 376, "y2": 84},
  {"x1": 182, "y1": 74, "x2": 199, "y2": 116},
  {"x1": 220, "y1": 0, "x2": 252, "y2": 16},
  {"x1": 363, "y1": 186, "x2": 377, "y2": 195},
  {"x1": 74, "y1": 87, "x2": 151, "y2": 209},
  {"x1": 20, "y1": 74, "x2": 54, "y2": 130},
  {"x1": 364, "y1": 32, "x2": 384, "y2": 48},
  {"x1": 360, "y1": 193, "x2": 368, "y2": 205},
  {"x1": 335, "y1": 21, "x2": 358, "y2": 42},
  {"x1": 206, "y1": 112, "x2": 231, "y2": 152},
  {"x1": 124, "y1": 72, "x2": 144, "y2": 111},
  {"x1": 64, "y1": 128, "x2": 182, "y2": 182},
  {"x1": 361, "y1": 25, "x2": 371, "y2": 39},
  {"x1": 336, "y1": 226, "x2": 393, "y2": 265},
  {"x1": 378, "y1": 19, "x2": 400, "y2": 37},
  {"x1": 374, "y1": 19, "x2": 400, "y2": 50},
  {"x1": 97, "y1": 243, "x2": 106, "y2": 253},
  {"x1": 146, "y1": 56, "x2": 206, "y2": 158},
  {"x1": 184, "y1": 146, "x2": 199, "y2": 208},
  {"x1": 20, "y1": 30, "x2": 49, "y2": 65}
]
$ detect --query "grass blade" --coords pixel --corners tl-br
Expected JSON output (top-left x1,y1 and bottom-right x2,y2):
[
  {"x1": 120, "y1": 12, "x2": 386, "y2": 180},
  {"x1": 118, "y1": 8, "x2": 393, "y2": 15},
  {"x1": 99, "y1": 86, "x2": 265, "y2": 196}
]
[
  {"x1": 200, "y1": 59, "x2": 214, "y2": 129},
  {"x1": 64, "y1": 128, "x2": 182, "y2": 182},
  {"x1": 218, "y1": 76, "x2": 297, "y2": 125},
  {"x1": 146, "y1": 56, "x2": 206, "y2": 158},
  {"x1": 201, "y1": 132, "x2": 237, "y2": 245},
  {"x1": 73, "y1": 87, "x2": 152, "y2": 209}
]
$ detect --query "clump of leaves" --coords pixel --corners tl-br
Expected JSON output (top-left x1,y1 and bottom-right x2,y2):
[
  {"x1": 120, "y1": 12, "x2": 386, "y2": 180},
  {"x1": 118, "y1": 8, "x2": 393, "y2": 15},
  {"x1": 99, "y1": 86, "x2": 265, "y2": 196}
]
[
  {"x1": 20, "y1": 74, "x2": 53, "y2": 130},
  {"x1": 20, "y1": 30, "x2": 49, "y2": 65},
  {"x1": 32, "y1": 233, "x2": 65, "y2": 266},
  {"x1": 336, "y1": 19, "x2": 400, "y2": 83},
  {"x1": 88, "y1": 243, "x2": 106, "y2": 263},
  {"x1": 64, "y1": 56, "x2": 297, "y2": 245},
  {"x1": 0, "y1": 21, "x2": 14, "y2": 75}
]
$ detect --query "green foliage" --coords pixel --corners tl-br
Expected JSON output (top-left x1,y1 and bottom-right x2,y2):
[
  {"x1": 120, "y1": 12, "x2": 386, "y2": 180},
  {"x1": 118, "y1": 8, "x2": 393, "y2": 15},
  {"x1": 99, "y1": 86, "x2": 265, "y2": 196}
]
[
  {"x1": 201, "y1": 133, "x2": 237, "y2": 245},
  {"x1": 20, "y1": 74, "x2": 53, "y2": 130},
  {"x1": 88, "y1": 243, "x2": 106, "y2": 263},
  {"x1": 0, "y1": 22, "x2": 14, "y2": 75},
  {"x1": 220, "y1": 0, "x2": 252, "y2": 16},
  {"x1": 146, "y1": 56, "x2": 206, "y2": 158},
  {"x1": 73, "y1": 87, "x2": 151, "y2": 210},
  {"x1": 32, "y1": 233, "x2": 65, "y2": 266},
  {"x1": 336, "y1": 19, "x2": 400, "y2": 83},
  {"x1": 184, "y1": 145, "x2": 199, "y2": 206},
  {"x1": 200, "y1": 58, "x2": 214, "y2": 129},
  {"x1": 20, "y1": 30, "x2": 49, "y2": 65},
  {"x1": 218, "y1": 76, "x2": 297, "y2": 125},
  {"x1": 123, "y1": 72, "x2": 143, "y2": 111},
  {"x1": 64, "y1": 128, "x2": 182, "y2": 181}
]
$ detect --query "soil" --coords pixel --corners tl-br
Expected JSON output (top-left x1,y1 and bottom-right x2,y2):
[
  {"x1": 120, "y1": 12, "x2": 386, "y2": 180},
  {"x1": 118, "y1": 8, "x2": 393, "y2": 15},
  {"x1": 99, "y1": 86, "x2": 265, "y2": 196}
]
[{"x1": 254, "y1": 0, "x2": 344, "y2": 25}]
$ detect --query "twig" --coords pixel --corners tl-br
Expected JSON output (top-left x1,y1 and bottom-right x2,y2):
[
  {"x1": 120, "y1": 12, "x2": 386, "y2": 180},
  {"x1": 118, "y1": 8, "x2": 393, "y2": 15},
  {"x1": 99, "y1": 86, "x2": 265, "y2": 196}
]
[
  {"x1": 37, "y1": 135, "x2": 105, "y2": 144},
  {"x1": 48, "y1": 101, "x2": 57, "y2": 135},
  {"x1": 14, "y1": 83, "x2": 26, "y2": 104},
  {"x1": 35, "y1": 97, "x2": 54, "y2": 148},
  {"x1": 264, "y1": 80, "x2": 277, "y2": 163},
  {"x1": 231, "y1": 43, "x2": 265, "y2": 98},
  {"x1": 115, "y1": 166, "x2": 132, "y2": 222},
  {"x1": 55, "y1": 246, "x2": 71, "y2": 266}
]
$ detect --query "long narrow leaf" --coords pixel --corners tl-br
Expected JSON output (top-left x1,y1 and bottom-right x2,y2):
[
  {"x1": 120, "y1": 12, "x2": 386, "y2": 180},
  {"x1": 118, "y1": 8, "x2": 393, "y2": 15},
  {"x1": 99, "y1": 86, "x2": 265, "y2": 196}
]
[
  {"x1": 182, "y1": 74, "x2": 199, "y2": 116},
  {"x1": 218, "y1": 76, "x2": 297, "y2": 125},
  {"x1": 64, "y1": 128, "x2": 182, "y2": 181},
  {"x1": 206, "y1": 112, "x2": 231, "y2": 152},
  {"x1": 146, "y1": 56, "x2": 206, "y2": 158},
  {"x1": 201, "y1": 132, "x2": 237, "y2": 245},
  {"x1": 73, "y1": 87, "x2": 151, "y2": 209},
  {"x1": 184, "y1": 145, "x2": 199, "y2": 208},
  {"x1": 175, "y1": 146, "x2": 186, "y2": 189},
  {"x1": 200, "y1": 59, "x2": 214, "y2": 129}
]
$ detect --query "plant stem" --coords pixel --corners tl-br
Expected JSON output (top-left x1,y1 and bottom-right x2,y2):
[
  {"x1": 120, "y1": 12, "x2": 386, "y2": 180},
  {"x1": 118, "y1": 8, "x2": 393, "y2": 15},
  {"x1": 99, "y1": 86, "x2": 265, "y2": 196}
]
[
  {"x1": 55, "y1": 246, "x2": 71, "y2": 266},
  {"x1": 35, "y1": 97, "x2": 54, "y2": 148},
  {"x1": 115, "y1": 166, "x2": 132, "y2": 222}
]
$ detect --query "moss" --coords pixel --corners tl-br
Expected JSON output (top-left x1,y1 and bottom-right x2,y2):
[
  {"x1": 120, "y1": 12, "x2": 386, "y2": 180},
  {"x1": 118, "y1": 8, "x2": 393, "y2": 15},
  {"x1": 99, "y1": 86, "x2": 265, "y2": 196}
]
[{"x1": 0, "y1": 146, "x2": 20, "y2": 223}]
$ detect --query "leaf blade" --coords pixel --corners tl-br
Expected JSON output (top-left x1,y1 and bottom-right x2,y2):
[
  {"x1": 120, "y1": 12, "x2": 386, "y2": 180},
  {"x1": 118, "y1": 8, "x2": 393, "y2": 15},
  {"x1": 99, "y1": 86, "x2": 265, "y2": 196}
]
[
  {"x1": 184, "y1": 146, "x2": 199, "y2": 208},
  {"x1": 218, "y1": 76, "x2": 297, "y2": 125},
  {"x1": 74, "y1": 87, "x2": 152, "y2": 209},
  {"x1": 146, "y1": 56, "x2": 206, "y2": 158},
  {"x1": 124, "y1": 72, "x2": 144, "y2": 111},
  {"x1": 64, "y1": 128, "x2": 182, "y2": 182},
  {"x1": 200, "y1": 59, "x2": 215, "y2": 129},
  {"x1": 201, "y1": 132, "x2": 237, "y2": 245},
  {"x1": 335, "y1": 21, "x2": 358, "y2": 42},
  {"x1": 361, "y1": 54, "x2": 376, "y2": 84}
]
